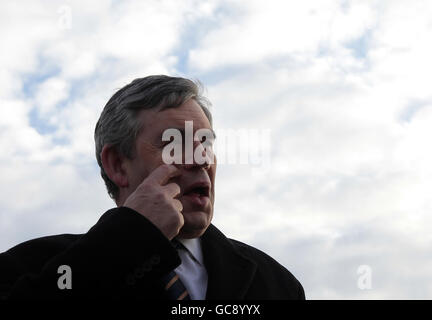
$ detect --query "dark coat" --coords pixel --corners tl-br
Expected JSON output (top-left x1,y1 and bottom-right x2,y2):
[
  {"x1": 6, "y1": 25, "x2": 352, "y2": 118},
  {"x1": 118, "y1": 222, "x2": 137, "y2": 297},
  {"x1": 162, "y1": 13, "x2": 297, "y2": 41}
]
[{"x1": 0, "y1": 207, "x2": 305, "y2": 300}]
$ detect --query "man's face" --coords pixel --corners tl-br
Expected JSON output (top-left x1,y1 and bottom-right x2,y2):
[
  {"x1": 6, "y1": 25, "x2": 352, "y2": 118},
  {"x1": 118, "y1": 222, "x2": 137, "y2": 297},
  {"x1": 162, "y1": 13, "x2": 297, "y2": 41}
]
[{"x1": 124, "y1": 99, "x2": 216, "y2": 239}]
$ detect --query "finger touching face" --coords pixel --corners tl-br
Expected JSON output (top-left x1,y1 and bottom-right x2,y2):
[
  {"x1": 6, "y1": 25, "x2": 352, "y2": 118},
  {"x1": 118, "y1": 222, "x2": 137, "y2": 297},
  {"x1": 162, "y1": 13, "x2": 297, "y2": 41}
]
[{"x1": 146, "y1": 164, "x2": 181, "y2": 186}]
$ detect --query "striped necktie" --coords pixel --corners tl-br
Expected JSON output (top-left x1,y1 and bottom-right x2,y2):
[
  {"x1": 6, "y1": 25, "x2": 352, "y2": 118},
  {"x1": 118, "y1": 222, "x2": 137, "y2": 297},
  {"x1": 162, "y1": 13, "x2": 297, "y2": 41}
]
[{"x1": 161, "y1": 240, "x2": 190, "y2": 300}]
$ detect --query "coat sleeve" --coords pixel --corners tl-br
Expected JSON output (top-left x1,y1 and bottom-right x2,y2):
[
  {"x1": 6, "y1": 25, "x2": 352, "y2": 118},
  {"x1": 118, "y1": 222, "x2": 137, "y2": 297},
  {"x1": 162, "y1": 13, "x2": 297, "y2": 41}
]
[{"x1": 0, "y1": 207, "x2": 181, "y2": 299}]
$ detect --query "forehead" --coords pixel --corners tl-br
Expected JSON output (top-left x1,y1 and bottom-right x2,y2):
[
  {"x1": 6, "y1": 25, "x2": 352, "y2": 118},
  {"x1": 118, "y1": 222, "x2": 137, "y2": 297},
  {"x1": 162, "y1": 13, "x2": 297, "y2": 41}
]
[{"x1": 138, "y1": 98, "x2": 212, "y2": 137}]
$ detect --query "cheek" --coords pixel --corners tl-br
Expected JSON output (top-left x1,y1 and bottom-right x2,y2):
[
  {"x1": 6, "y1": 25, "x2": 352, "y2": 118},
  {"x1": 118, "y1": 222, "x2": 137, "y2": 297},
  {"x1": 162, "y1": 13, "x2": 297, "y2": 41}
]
[
  {"x1": 130, "y1": 150, "x2": 165, "y2": 186},
  {"x1": 138, "y1": 144, "x2": 165, "y2": 168},
  {"x1": 208, "y1": 165, "x2": 217, "y2": 194},
  {"x1": 210, "y1": 161, "x2": 217, "y2": 178}
]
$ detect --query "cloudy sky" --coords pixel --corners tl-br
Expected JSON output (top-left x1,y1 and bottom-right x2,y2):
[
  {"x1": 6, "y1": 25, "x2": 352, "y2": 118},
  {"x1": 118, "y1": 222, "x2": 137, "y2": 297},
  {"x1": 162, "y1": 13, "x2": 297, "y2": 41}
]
[{"x1": 1, "y1": 0, "x2": 432, "y2": 299}]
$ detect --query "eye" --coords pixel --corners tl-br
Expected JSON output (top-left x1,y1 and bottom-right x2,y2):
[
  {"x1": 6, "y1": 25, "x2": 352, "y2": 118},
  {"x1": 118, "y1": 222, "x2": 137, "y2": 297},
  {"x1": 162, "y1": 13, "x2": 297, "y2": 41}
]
[
  {"x1": 162, "y1": 136, "x2": 174, "y2": 146},
  {"x1": 161, "y1": 134, "x2": 184, "y2": 147}
]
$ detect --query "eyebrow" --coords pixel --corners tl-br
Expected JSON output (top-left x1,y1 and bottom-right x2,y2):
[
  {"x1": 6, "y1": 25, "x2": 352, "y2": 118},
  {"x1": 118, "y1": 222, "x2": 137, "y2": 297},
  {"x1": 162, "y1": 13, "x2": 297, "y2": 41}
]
[{"x1": 161, "y1": 127, "x2": 217, "y2": 139}]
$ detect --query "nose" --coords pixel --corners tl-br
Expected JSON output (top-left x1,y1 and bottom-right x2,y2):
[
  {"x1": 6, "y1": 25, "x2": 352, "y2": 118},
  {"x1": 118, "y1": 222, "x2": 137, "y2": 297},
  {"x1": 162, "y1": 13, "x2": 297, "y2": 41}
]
[{"x1": 182, "y1": 140, "x2": 213, "y2": 170}]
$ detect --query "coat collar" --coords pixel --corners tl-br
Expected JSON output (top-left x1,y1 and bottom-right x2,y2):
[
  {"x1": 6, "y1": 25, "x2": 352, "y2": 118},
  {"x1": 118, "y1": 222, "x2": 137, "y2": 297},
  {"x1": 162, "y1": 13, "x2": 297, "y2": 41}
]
[{"x1": 201, "y1": 224, "x2": 257, "y2": 300}]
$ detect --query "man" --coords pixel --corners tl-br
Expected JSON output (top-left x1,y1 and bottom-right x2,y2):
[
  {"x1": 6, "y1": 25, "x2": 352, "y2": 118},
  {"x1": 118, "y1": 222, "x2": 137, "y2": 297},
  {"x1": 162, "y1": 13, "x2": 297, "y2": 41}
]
[{"x1": 0, "y1": 75, "x2": 305, "y2": 300}]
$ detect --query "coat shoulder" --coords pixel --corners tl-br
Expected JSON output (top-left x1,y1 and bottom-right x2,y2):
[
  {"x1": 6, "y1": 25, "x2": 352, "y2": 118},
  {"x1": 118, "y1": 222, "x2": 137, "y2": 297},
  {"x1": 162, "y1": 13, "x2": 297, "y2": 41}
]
[
  {"x1": 228, "y1": 238, "x2": 305, "y2": 299},
  {"x1": 5, "y1": 234, "x2": 80, "y2": 255},
  {"x1": 1, "y1": 234, "x2": 80, "y2": 274}
]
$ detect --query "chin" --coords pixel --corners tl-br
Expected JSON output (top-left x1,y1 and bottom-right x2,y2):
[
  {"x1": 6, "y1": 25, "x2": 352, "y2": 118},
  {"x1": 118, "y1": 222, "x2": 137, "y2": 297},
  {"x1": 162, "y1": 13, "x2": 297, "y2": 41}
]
[{"x1": 179, "y1": 210, "x2": 212, "y2": 239}]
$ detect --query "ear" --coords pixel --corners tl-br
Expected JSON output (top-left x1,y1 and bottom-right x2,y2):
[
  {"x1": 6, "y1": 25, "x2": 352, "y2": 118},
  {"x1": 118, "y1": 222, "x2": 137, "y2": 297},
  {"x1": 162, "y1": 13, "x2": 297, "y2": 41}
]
[{"x1": 100, "y1": 145, "x2": 129, "y2": 189}]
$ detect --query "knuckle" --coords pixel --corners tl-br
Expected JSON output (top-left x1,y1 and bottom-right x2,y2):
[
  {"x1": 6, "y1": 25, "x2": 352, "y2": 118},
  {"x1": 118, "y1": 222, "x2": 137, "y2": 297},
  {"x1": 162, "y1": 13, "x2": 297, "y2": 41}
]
[
  {"x1": 173, "y1": 199, "x2": 182, "y2": 210},
  {"x1": 138, "y1": 180, "x2": 153, "y2": 192},
  {"x1": 160, "y1": 164, "x2": 172, "y2": 174},
  {"x1": 178, "y1": 212, "x2": 184, "y2": 225},
  {"x1": 170, "y1": 184, "x2": 180, "y2": 195},
  {"x1": 155, "y1": 192, "x2": 166, "y2": 201}
]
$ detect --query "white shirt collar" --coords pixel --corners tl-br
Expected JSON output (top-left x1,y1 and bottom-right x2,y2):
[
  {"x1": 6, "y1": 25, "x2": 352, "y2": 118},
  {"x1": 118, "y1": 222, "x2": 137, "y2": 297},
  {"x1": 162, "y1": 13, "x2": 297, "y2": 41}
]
[{"x1": 177, "y1": 237, "x2": 205, "y2": 266}]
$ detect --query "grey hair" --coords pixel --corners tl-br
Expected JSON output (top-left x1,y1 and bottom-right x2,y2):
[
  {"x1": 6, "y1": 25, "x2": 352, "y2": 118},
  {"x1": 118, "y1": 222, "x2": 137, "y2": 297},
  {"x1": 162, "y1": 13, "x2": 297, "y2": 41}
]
[{"x1": 94, "y1": 75, "x2": 213, "y2": 200}]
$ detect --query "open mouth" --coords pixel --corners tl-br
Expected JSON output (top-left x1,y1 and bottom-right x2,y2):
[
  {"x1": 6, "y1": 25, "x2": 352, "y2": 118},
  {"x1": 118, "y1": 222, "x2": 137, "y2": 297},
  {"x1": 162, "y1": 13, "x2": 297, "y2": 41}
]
[
  {"x1": 183, "y1": 185, "x2": 210, "y2": 198},
  {"x1": 183, "y1": 186, "x2": 210, "y2": 197},
  {"x1": 181, "y1": 182, "x2": 211, "y2": 208}
]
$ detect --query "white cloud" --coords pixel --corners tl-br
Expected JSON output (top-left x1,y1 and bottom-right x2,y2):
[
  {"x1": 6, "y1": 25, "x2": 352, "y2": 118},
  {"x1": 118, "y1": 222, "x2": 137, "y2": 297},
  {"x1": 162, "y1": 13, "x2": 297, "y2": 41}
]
[
  {"x1": 198, "y1": 0, "x2": 432, "y2": 299},
  {"x1": 0, "y1": 0, "x2": 196, "y2": 248},
  {"x1": 34, "y1": 77, "x2": 70, "y2": 115},
  {"x1": 1, "y1": 0, "x2": 432, "y2": 299},
  {"x1": 188, "y1": 0, "x2": 377, "y2": 71}
]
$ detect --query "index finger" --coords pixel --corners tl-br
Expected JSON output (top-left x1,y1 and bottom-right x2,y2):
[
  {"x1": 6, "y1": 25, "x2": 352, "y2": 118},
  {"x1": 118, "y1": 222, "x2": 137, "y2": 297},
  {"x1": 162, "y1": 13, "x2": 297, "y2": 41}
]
[{"x1": 147, "y1": 164, "x2": 181, "y2": 185}]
